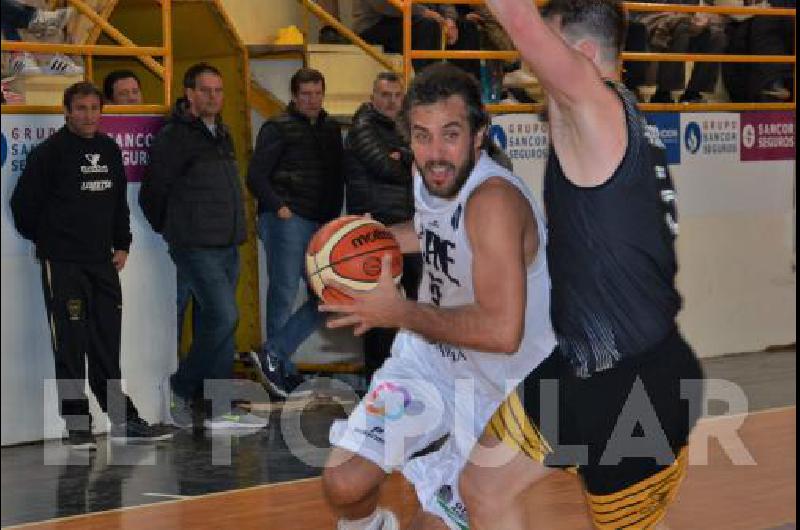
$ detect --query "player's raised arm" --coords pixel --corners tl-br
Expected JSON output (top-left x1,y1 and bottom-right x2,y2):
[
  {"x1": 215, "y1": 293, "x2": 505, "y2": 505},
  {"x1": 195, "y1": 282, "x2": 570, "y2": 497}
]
[{"x1": 485, "y1": 0, "x2": 610, "y2": 107}]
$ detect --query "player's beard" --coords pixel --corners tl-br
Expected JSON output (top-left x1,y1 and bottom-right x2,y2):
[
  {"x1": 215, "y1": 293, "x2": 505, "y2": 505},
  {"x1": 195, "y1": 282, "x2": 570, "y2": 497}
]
[{"x1": 421, "y1": 147, "x2": 476, "y2": 199}]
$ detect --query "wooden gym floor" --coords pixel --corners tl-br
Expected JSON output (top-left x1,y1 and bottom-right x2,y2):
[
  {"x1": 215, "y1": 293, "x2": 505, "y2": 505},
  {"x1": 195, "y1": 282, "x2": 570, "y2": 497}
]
[{"x1": 2, "y1": 351, "x2": 796, "y2": 530}]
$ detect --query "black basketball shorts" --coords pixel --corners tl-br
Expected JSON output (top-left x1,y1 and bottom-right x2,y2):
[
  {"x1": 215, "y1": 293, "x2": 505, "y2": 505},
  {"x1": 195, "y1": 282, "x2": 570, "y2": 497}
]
[{"x1": 487, "y1": 329, "x2": 705, "y2": 529}]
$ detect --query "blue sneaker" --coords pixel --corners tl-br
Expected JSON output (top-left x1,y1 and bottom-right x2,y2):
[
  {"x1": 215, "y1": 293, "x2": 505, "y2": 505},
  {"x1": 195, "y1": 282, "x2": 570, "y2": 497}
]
[{"x1": 249, "y1": 350, "x2": 289, "y2": 400}]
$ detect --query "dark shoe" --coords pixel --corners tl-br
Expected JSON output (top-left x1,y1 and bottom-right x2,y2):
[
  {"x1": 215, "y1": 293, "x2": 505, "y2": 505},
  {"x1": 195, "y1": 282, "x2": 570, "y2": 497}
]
[
  {"x1": 163, "y1": 375, "x2": 194, "y2": 428},
  {"x1": 319, "y1": 25, "x2": 348, "y2": 44},
  {"x1": 650, "y1": 91, "x2": 675, "y2": 104},
  {"x1": 285, "y1": 373, "x2": 315, "y2": 398},
  {"x1": 110, "y1": 417, "x2": 175, "y2": 444},
  {"x1": 679, "y1": 91, "x2": 705, "y2": 103},
  {"x1": 66, "y1": 430, "x2": 97, "y2": 451},
  {"x1": 249, "y1": 350, "x2": 289, "y2": 400}
]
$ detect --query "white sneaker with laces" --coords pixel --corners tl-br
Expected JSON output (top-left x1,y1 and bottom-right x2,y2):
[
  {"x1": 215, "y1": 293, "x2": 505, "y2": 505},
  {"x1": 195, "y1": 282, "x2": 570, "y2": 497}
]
[{"x1": 10, "y1": 53, "x2": 42, "y2": 75}]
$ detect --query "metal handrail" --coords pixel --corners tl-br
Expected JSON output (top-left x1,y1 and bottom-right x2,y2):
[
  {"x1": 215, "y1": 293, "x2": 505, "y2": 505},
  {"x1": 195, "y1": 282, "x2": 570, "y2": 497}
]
[
  {"x1": 297, "y1": 0, "x2": 401, "y2": 73},
  {"x1": 403, "y1": 0, "x2": 797, "y2": 112},
  {"x1": 2, "y1": 0, "x2": 173, "y2": 114}
]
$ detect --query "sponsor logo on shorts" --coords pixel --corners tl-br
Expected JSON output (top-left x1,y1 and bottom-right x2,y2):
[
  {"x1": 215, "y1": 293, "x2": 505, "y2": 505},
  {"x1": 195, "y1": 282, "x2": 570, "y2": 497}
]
[
  {"x1": 365, "y1": 382, "x2": 411, "y2": 421},
  {"x1": 354, "y1": 426, "x2": 385, "y2": 444}
]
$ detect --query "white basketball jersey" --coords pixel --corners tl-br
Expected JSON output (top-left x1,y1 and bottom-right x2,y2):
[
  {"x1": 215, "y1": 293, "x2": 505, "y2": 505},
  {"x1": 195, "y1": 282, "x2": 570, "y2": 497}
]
[{"x1": 392, "y1": 151, "x2": 557, "y2": 397}]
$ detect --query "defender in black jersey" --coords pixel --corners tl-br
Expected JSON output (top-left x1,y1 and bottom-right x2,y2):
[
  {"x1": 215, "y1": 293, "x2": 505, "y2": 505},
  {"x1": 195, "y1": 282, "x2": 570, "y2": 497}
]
[{"x1": 458, "y1": 1, "x2": 704, "y2": 529}]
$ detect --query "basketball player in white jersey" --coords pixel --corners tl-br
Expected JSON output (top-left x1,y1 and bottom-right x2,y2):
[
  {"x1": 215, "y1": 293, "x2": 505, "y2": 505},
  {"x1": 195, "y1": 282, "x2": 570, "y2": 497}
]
[{"x1": 319, "y1": 63, "x2": 556, "y2": 530}]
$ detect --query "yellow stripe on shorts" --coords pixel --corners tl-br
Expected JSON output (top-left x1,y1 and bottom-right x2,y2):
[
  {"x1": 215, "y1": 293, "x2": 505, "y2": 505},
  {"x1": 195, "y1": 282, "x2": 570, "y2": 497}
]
[
  {"x1": 486, "y1": 391, "x2": 552, "y2": 463},
  {"x1": 587, "y1": 447, "x2": 689, "y2": 529}
]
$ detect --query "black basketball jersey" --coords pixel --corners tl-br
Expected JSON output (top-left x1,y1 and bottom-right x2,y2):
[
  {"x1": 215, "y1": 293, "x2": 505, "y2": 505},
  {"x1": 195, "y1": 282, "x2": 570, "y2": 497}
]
[{"x1": 544, "y1": 80, "x2": 682, "y2": 378}]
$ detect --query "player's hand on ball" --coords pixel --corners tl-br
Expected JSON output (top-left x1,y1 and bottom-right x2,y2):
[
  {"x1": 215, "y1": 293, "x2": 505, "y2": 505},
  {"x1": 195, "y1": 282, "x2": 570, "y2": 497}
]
[{"x1": 320, "y1": 253, "x2": 406, "y2": 336}]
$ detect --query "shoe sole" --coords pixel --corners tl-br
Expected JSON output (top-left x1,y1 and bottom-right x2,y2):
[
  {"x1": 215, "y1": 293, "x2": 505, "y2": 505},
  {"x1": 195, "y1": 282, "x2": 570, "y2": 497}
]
[
  {"x1": 109, "y1": 433, "x2": 174, "y2": 444},
  {"x1": 203, "y1": 421, "x2": 268, "y2": 430},
  {"x1": 67, "y1": 443, "x2": 97, "y2": 451}
]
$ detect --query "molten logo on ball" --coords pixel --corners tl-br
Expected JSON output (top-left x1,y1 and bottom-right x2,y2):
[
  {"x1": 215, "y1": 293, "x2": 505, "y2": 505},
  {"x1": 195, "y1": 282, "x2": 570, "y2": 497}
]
[{"x1": 305, "y1": 216, "x2": 404, "y2": 304}]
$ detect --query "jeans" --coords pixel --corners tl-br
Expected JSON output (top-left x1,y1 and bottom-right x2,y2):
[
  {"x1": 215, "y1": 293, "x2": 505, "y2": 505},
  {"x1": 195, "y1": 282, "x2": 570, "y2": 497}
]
[
  {"x1": 1, "y1": 0, "x2": 35, "y2": 40},
  {"x1": 176, "y1": 268, "x2": 193, "y2": 349},
  {"x1": 168, "y1": 246, "x2": 240, "y2": 400},
  {"x1": 258, "y1": 211, "x2": 323, "y2": 376}
]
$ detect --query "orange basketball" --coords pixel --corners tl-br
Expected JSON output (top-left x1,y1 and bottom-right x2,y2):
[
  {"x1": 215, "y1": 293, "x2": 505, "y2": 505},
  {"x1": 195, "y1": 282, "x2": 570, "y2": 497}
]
[{"x1": 306, "y1": 216, "x2": 403, "y2": 304}]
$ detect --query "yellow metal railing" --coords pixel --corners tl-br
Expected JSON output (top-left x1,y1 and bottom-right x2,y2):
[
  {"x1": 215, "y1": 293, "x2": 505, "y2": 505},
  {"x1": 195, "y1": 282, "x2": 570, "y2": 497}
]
[
  {"x1": 1, "y1": 0, "x2": 173, "y2": 114},
  {"x1": 403, "y1": 0, "x2": 796, "y2": 113}
]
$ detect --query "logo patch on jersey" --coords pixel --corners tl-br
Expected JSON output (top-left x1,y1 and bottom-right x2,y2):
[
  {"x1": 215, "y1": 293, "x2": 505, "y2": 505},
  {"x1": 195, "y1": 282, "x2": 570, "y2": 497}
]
[
  {"x1": 80, "y1": 153, "x2": 109, "y2": 174},
  {"x1": 450, "y1": 204, "x2": 463, "y2": 231},
  {"x1": 423, "y1": 230, "x2": 459, "y2": 286}
]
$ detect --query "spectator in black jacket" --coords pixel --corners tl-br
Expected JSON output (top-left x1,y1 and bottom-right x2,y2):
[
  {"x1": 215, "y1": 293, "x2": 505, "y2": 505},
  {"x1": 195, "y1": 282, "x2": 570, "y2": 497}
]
[
  {"x1": 10, "y1": 81, "x2": 173, "y2": 449},
  {"x1": 247, "y1": 68, "x2": 344, "y2": 397},
  {"x1": 140, "y1": 63, "x2": 265, "y2": 430},
  {"x1": 345, "y1": 72, "x2": 423, "y2": 382}
]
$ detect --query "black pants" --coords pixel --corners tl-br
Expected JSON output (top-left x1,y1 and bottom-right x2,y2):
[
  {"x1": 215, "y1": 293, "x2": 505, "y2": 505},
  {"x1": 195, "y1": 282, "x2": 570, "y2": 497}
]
[
  {"x1": 40, "y1": 259, "x2": 139, "y2": 431},
  {"x1": 364, "y1": 253, "x2": 423, "y2": 383},
  {"x1": 657, "y1": 21, "x2": 728, "y2": 94},
  {"x1": 359, "y1": 16, "x2": 481, "y2": 80}
]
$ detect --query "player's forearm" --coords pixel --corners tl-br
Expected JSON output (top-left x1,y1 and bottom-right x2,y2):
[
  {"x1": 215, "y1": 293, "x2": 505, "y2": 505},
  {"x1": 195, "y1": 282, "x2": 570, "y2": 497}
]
[
  {"x1": 389, "y1": 221, "x2": 421, "y2": 254},
  {"x1": 397, "y1": 301, "x2": 522, "y2": 354}
]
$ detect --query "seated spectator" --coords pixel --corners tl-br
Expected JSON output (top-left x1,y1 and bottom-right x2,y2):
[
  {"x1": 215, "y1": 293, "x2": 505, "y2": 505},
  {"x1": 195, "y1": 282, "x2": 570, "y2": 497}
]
[
  {"x1": 353, "y1": 0, "x2": 480, "y2": 79},
  {"x1": 622, "y1": 18, "x2": 650, "y2": 101},
  {"x1": 724, "y1": 0, "x2": 794, "y2": 102},
  {"x1": 640, "y1": 0, "x2": 729, "y2": 103},
  {"x1": 1, "y1": 0, "x2": 81, "y2": 80},
  {"x1": 103, "y1": 69, "x2": 143, "y2": 104},
  {"x1": 1, "y1": 0, "x2": 72, "y2": 41}
]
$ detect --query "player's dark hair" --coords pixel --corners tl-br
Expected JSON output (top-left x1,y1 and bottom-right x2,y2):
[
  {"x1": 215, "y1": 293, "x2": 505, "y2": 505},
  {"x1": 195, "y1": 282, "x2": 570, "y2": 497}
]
[
  {"x1": 400, "y1": 63, "x2": 488, "y2": 138},
  {"x1": 542, "y1": 0, "x2": 628, "y2": 64}
]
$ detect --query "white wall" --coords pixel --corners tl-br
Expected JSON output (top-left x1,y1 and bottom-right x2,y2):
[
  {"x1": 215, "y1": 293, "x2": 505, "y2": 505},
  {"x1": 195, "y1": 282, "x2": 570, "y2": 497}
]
[{"x1": 1, "y1": 115, "x2": 176, "y2": 446}]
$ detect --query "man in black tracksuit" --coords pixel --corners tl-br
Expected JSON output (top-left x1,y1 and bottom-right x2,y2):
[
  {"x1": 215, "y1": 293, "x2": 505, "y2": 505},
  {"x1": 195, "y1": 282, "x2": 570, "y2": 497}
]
[
  {"x1": 344, "y1": 72, "x2": 422, "y2": 382},
  {"x1": 10, "y1": 82, "x2": 172, "y2": 449}
]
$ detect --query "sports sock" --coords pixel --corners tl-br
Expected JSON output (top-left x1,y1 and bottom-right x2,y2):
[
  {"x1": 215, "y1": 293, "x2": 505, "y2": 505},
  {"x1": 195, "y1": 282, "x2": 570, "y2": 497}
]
[{"x1": 337, "y1": 509, "x2": 383, "y2": 530}]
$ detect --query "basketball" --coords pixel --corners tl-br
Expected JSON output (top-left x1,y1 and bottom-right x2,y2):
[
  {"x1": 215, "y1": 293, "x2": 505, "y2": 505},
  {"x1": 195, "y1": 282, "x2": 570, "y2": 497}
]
[{"x1": 306, "y1": 216, "x2": 403, "y2": 304}]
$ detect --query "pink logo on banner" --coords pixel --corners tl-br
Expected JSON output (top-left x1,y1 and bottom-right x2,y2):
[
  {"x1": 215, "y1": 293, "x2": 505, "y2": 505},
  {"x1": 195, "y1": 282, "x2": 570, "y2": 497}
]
[
  {"x1": 740, "y1": 111, "x2": 795, "y2": 162},
  {"x1": 99, "y1": 115, "x2": 164, "y2": 182}
]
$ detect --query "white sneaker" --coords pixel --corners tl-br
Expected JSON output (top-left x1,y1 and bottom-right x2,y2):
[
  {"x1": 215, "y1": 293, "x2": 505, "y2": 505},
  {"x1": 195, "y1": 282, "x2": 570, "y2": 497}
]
[
  {"x1": 44, "y1": 54, "x2": 83, "y2": 76},
  {"x1": 10, "y1": 53, "x2": 42, "y2": 75},
  {"x1": 203, "y1": 407, "x2": 269, "y2": 430},
  {"x1": 27, "y1": 7, "x2": 74, "y2": 38}
]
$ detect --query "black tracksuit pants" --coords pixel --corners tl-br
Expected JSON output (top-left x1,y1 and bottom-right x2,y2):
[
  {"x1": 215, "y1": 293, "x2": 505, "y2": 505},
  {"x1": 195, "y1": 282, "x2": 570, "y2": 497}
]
[{"x1": 40, "y1": 259, "x2": 139, "y2": 431}]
